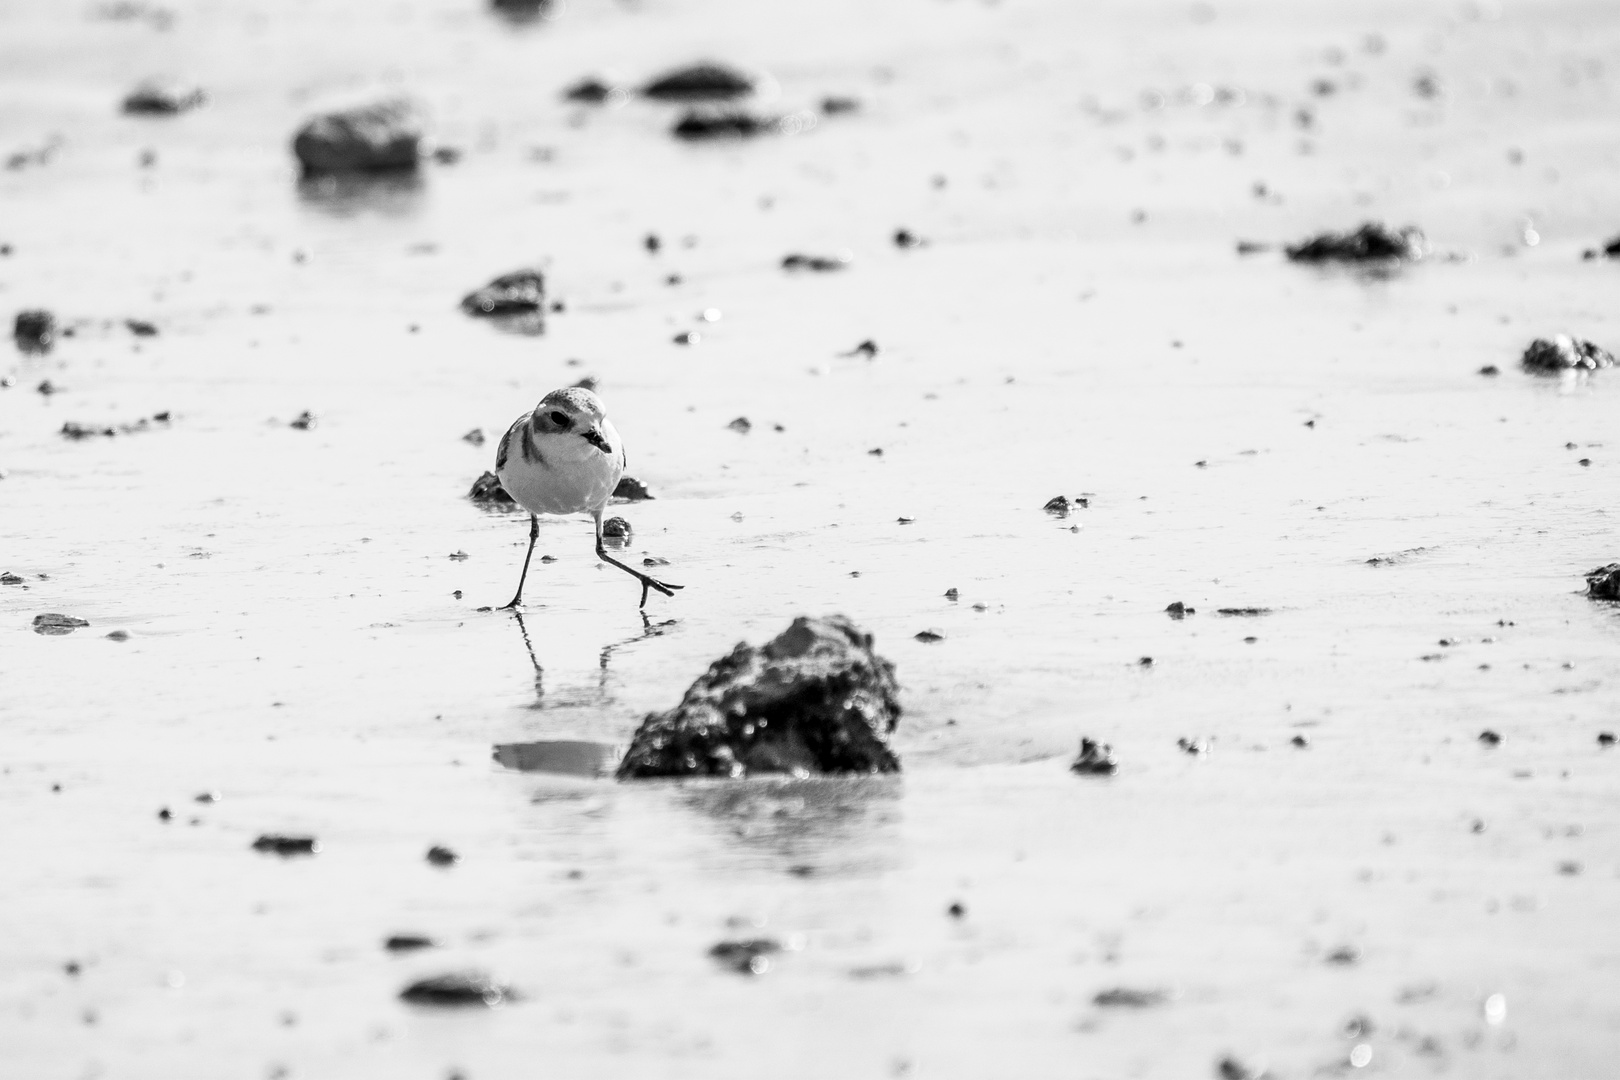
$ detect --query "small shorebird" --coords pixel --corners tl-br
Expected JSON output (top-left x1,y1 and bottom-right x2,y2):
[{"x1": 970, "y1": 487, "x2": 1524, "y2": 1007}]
[{"x1": 494, "y1": 387, "x2": 682, "y2": 609}]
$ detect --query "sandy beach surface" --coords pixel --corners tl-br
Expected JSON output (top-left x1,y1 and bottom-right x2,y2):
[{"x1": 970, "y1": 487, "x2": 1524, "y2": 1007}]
[{"x1": 2, "y1": 0, "x2": 1618, "y2": 1076}]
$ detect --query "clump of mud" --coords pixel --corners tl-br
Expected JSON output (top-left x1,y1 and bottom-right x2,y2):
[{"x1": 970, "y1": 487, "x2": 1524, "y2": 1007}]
[
  {"x1": 292, "y1": 100, "x2": 422, "y2": 175},
  {"x1": 460, "y1": 269, "x2": 545, "y2": 316},
  {"x1": 1585, "y1": 563, "x2": 1620, "y2": 601},
  {"x1": 122, "y1": 78, "x2": 206, "y2": 115},
  {"x1": 1521, "y1": 334, "x2": 1615, "y2": 373},
  {"x1": 1285, "y1": 222, "x2": 1426, "y2": 263},
  {"x1": 641, "y1": 62, "x2": 755, "y2": 102},
  {"x1": 616, "y1": 615, "x2": 902, "y2": 779}
]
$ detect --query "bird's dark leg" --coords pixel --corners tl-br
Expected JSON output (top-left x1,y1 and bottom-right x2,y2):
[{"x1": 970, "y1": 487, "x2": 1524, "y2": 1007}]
[
  {"x1": 500, "y1": 514, "x2": 540, "y2": 610},
  {"x1": 592, "y1": 511, "x2": 683, "y2": 609}
]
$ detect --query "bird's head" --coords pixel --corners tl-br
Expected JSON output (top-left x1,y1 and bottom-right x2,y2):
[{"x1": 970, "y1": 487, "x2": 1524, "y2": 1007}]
[{"x1": 533, "y1": 387, "x2": 613, "y2": 453}]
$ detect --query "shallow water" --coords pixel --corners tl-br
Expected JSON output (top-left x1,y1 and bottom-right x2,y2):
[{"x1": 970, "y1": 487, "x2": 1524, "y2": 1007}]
[{"x1": 3, "y1": 0, "x2": 1619, "y2": 1076}]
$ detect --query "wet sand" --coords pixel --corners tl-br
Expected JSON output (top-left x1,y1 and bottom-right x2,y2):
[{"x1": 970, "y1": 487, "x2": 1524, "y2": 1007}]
[{"x1": 3, "y1": 0, "x2": 1619, "y2": 1075}]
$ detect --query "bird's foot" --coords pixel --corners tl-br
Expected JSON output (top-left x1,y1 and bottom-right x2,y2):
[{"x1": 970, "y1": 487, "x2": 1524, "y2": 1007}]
[
  {"x1": 499, "y1": 596, "x2": 525, "y2": 611},
  {"x1": 636, "y1": 576, "x2": 683, "y2": 608}
]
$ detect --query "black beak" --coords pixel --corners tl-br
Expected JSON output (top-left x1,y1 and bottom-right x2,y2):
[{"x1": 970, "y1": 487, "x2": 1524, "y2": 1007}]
[{"x1": 582, "y1": 427, "x2": 611, "y2": 454}]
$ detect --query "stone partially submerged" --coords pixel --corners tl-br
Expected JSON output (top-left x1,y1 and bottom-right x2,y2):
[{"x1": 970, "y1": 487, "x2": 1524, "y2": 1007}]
[
  {"x1": 122, "y1": 78, "x2": 206, "y2": 115},
  {"x1": 460, "y1": 269, "x2": 545, "y2": 316},
  {"x1": 292, "y1": 99, "x2": 422, "y2": 175},
  {"x1": 1586, "y1": 563, "x2": 1620, "y2": 601},
  {"x1": 616, "y1": 615, "x2": 902, "y2": 779},
  {"x1": 1285, "y1": 222, "x2": 1426, "y2": 263},
  {"x1": 1521, "y1": 334, "x2": 1615, "y2": 373},
  {"x1": 641, "y1": 62, "x2": 756, "y2": 102}
]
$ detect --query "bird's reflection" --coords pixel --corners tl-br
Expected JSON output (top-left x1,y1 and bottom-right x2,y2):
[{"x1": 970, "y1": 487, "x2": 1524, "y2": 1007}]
[
  {"x1": 681, "y1": 776, "x2": 903, "y2": 876},
  {"x1": 509, "y1": 608, "x2": 675, "y2": 709}
]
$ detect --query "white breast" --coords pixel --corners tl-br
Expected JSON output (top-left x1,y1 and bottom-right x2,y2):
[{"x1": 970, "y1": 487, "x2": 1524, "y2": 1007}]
[{"x1": 496, "y1": 416, "x2": 624, "y2": 517}]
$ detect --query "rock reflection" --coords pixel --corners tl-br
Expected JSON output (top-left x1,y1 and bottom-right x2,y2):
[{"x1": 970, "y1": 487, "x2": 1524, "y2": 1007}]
[
  {"x1": 294, "y1": 172, "x2": 424, "y2": 219},
  {"x1": 681, "y1": 776, "x2": 902, "y2": 875},
  {"x1": 492, "y1": 739, "x2": 621, "y2": 778}
]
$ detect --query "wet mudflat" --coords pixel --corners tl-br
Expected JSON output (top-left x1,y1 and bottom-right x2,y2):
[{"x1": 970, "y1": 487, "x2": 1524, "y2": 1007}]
[{"x1": 2, "y1": 0, "x2": 1619, "y2": 1076}]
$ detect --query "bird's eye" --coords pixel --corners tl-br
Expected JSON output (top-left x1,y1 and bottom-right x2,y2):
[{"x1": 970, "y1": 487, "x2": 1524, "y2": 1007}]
[{"x1": 548, "y1": 410, "x2": 569, "y2": 427}]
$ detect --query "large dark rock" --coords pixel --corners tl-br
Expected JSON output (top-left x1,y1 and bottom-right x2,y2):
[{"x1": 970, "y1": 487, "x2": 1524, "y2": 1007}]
[
  {"x1": 468, "y1": 471, "x2": 516, "y2": 506},
  {"x1": 292, "y1": 100, "x2": 422, "y2": 175},
  {"x1": 641, "y1": 62, "x2": 755, "y2": 102},
  {"x1": 1586, "y1": 563, "x2": 1620, "y2": 600},
  {"x1": 616, "y1": 615, "x2": 902, "y2": 779},
  {"x1": 1521, "y1": 334, "x2": 1615, "y2": 373},
  {"x1": 1285, "y1": 222, "x2": 1426, "y2": 263},
  {"x1": 13, "y1": 309, "x2": 54, "y2": 353},
  {"x1": 460, "y1": 269, "x2": 545, "y2": 316}
]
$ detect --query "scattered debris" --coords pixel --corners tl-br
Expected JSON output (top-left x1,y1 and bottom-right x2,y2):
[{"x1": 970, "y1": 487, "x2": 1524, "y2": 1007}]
[
  {"x1": 944, "y1": 588, "x2": 959, "y2": 601},
  {"x1": 36, "y1": 379, "x2": 59, "y2": 396},
  {"x1": 1366, "y1": 548, "x2": 1428, "y2": 566},
  {"x1": 1139, "y1": 657, "x2": 1154, "y2": 667},
  {"x1": 1290, "y1": 734, "x2": 1310, "y2": 748},
  {"x1": 601, "y1": 516, "x2": 632, "y2": 540},
  {"x1": 33, "y1": 613, "x2": 89, "y2": 636},
  {"x1": 121, "y1": 78, "x2": 206, "y2": 115},
  {"x1": 1235, "y1": 240, "x2": 1272, "y2": 255},
  {"x1": 1070, "y1": 738, "x2": 1117, "y2": 776},
  {"x1": 1043, "y1": 495, "x2": 1071, "y2": 518},
  {"x1": 821, "y1": 96, "x2": 861, "y2": 115},
  {"x1": 251, "y1": 834, "x2": 319, "y2": 856},
  {"x1": 1216, "y1": 607, "x2": 1271, "y2": 617},
  {"x1": 893, "y1": 228, "x2": 926, "y2": 249},
  {"x1": 1093, "y1": 987, "x2": 1170, "y2": 1008},
  {"x1": 125, "y1": 318, "x2": 158, "y2": 336},
  {"x1": 914, "y1": 630, "x2": 944, "y2": 643},
  {"x1": 467, "y1": 471, "x2": 515, "y2": 506},
  {"x1": 60, "y1": 413, "x2": 173, "y2": 439},
  {"x1": 1478, "y1": 364, "x2": 1500, "y2": 376},
  {"x1": 841, "y1": 339, "x2": 879, "y2": 358},
  {"x1": 709, "y1": 939, "x2": 780, "y2": 975},
  {"x1": 782, "y1": 253, "x2": 849, "y2": 272},
  {"x1": 460, "y1": 269, "x2": 545, "y2": 316},
  {"x1": 641, "y1": 62, "x2": 756, "y2": 102},
  {"x1": 1325, "y1": 945, "x2": 1362, "y2": 965},
  {"x1": 727, "y1": 416, "x2": 752, "y2": 433},
  {"x1": 1, "y1": 572, "x2": 24, "y2": 585},
  {"x1": 398, "y1": 971, "x2": 515, "y2": 1007},
  {"x1": 292, "y1": 99, "x2": 422, "y2": 175},
  {"x1": 425, "y1": 845, "x2": 460, "y2": 866},
  {"x1": 1177, "y1": 737, "x2": 1210, "y2": 755},
  {"x1": 288, "y1": 411, "x2": 316, "y2": 431},
  {"x1": 946, "y1": 901, "x2": 966, "y2": 918},
  {"x1": 13, "y1": 309, "x2": 55, "y2": 352},
  {"x1": 1598, "y1": 732, "x2": 1615, "y2": 747},
  {"x1": 616, "y1": 615, "x2": 902, "y2": 778},
  {"x1": 612, "y1": 476, "x2": 655, "y2": 501},
  {"x1": 1216, "y1": 1053, "x2": 1271, "y2": 1080},
  {"x1": 1521, "y1": 334, "x2": 1615, "y2": 373},
  {"x1": 1165, "y1": 601, "x2": 1195, "y2": 619},
  {"x1": 1285, "y1": 222, "x2": 1426, "y2": 263},
  {"x1": 384, "y1": 934, "x2": 439, "y2": 952}
]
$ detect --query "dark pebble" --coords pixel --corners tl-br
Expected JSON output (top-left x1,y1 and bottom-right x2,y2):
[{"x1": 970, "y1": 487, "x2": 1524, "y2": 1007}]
[
  {"x1": 1479, "y1": 730, "x2": 1502, "y2": 746},
  {"x1": 399, "y1": 971, "x2": 514, "y2": 1006},
  {"x1": 946, "y1": 901, "x2": 966, "y2": 918},
  {"x1": 125, "y1": 318, "x2": 158, "y2": 336},
  {"x1": 1598, "y1": 732, "x2": 1615, "y2": 746},
  {"x1": 601, "y1": 517, "x2": 632, "y2": 540},
  {"x1": 1070, "y1": 737, "x2": 1117, "y2": 776},
  {"x1": 462, "y1": 428, "x2": 485, "y2": 446},
  {"x1": 944, "y1": 588, "x2": 959, "y2": 601},
  {"x1": 1165, "y1": 601, "x2": 1195, "y2": 619},
  {"x1": 893, "y1": 228, "x2": 926, "y2": 249},
  {"x1": 467, "y1": 471, "x2": 515, "y2": 506},
  {"x1": 1093, "y1": 987, "x2": 1169, "y2": 1008},
  {"x1": 563, "y1": 77, "x2": 616, "y2": 104},
  {"x1": 1324, "y1": 945, "x2": 1361, "y2": 965},
  {"x1": 782, "y1": 252, "x2": 849, "y2": 272},
  {"x1": 672, "y1": 331, "x2": 700, "y2": 345},
  {"x1": 1176, "y1": 737, "x2": 1210, "y2": 755},
  {"x1": 33, "y1": 613, "x2": 89, "y2": 636},
  {"x1": 843, "y1": 339, "x2": 879, "y2": 358},
  {"x1": 1043, "y1": 495, "x2": 1071, "y2": 517},
  {"x1": 289, "y1": 411, "x2": 316, "y2": 431},
  {"x1": 613, "y1": 476, "x2": 655, "y2": 501},
  {"x1": 461, "y1": 269, "x2": 546, "y2": 316},
  {"x1": 157, "y1": 807, "x2": 172, "y2": 821},
  {"x1": 292, "y1": 99, "x2": 421, "y2": 175},
  {"x1": 820, "y1": 96, "x2": 861, "y2": 115},
  {"x1": 914, "y1": 630, "x2": 944, "y2": 643},
  {"x1": 727, "y1": 416, "x2": 752, "y2": 433},
  {"x1": 122, "y1": 78, "x2": 206, "y2": 115},
  {"x1": 1216, "y1": 607, "x2": 1271, "y2": 616},
  {"x1": 384, "y1": 934, "x2": 439, "y2": 952},
  {"x1": 641, "y1": 62, "x2": 755, "y2": 102},
  {"x1": 1583, "y1": 563, "x2": 1620, "y2": 600},
  {"x1": 13, "y1": 309, "x2": 55, "y2": 353},
  {"x1": 1478, "y1": 364, "x2": 1499, "y2": 376},
  {"x1": 426, "y1": 845, "x2": 460, "y2": 867},
  {"x1": 251, "y1": 834, "x2": 320, "y2": 856},
  {"x1": 1290, "y1": 734, "x2": 1310, "y2": 748},
  {"x1": 672, "y1": 109, "x2": 775, "y2": 140},
  {"x1": 1, "y1": 572, "x2": 23, "y2": 585},
  {"x1": 709, "y1": 938, "x2": 781, "y2": 975}
]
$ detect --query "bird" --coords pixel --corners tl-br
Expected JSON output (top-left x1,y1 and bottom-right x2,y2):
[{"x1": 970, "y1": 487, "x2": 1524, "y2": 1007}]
[{"x1": 493, "y1": 387, "x2": 682, "y2": 609}]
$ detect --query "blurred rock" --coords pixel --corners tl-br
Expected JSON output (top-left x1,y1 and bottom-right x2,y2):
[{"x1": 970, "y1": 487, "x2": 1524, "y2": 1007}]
[
  {"x1": 601, "y1": 516, "x2": 632, "y2": 540},
  {"x1": 33, "y1": 613, "x2": 89, "y2": 636},
  {"x1": 251, "y1": 834, "x2": 319, "y2": 856},
  {"x1": 461, "y1": 269, "x2": 545, "y2": 316},
  {"x1": 709, "y1": 939, "x2": 781, "y2": 975},
  {"x1": 563, "y1": 76, "x2": 617, "y2": 103},
  {"x1": 612, "y1": 476, "x2": 654, "y2": 501},
  {"x1": 122, "y1": 78, "x2": 205, "y2": 115},
  {"x1": 1285, "y1": 222, "x2": 1426, "y2": 263},
  {"x1": 616, "y1": 615, "x2": 902, "y2": 778},
  {"x1": 782, "y1": 253, "x2": 849, "y2": 272},
  {"x1": 13, "y1": 309, "x2": 54, "y2": 353},
  {"x1": 641, "y1": 62, "x2": 755, "y2": 102},
  {"x1": 672, "y1": 109, "x2": 775, "y2": 140},
  {"x1": 1070, "y1": 738, "x2": 1117, "y2": 775},
  {"x1": 1521, "y1": 334, "x2": 1615, "y2": 373},
  {"x1": 292, "y1": 100, "x2": 422, "y2": 175}
]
